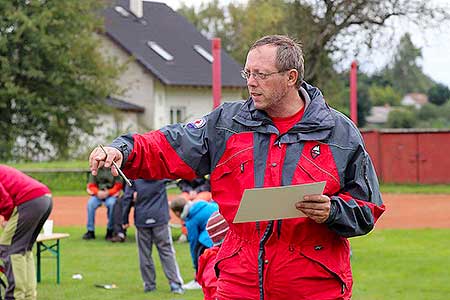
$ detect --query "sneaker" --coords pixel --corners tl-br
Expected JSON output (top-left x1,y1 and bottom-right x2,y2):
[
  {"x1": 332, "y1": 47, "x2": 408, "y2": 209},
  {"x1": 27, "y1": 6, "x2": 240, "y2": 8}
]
[
  {"x1": 144, "y1": 287, "x2": 156, "y2": 293},
  {"x1": 82, "y1": 231, "x2": 95, "y2": 240},
  {"x1": 182, "y1": 279, "x2": 201, "y2": 290},
  {"x1": 110, "y1": 233, "x2": 126, "y2": 243},
  {"x1": 170, "y1": 282, "x2": 185, "y2": 294},
  {"x1": 105, "y1": 229, "x2": 113, "y2": 241}
]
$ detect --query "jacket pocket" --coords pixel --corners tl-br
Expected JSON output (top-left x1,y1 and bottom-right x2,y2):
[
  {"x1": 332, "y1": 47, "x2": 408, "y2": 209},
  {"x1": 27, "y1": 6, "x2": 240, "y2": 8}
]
[
  {"x1": 211, "y1": 148, "x2": 254, "y2": 220},
  {"x1": 211, "y1": 147, "x2": 253, "y2": 182},
  {"x1": 214, "y1": 241, "x2": 242, "y2": 278},
  {"x1": 299, "y1": 241, "x2": 352, "y2": 294}
]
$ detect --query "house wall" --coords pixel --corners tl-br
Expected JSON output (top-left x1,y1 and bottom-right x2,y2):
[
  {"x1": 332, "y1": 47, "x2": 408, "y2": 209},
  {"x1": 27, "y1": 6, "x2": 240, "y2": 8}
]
[
  {"x1": 99, "y1": 35, "x2": 156, "y2": 131},
  {"x1": 76, "y1": 111, "x2": 140, "y2": 157},
  {"x1": 154, "y1": 85, "x2": 243, "y2": 128}
]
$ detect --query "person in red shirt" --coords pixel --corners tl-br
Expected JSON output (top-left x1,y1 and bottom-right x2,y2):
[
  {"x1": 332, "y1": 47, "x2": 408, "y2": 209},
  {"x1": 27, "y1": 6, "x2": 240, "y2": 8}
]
[
  {"x1": 89, "y1": 35, "x2": 385, "y2": 299},
  {"x1": 0, "y1": 165, "x2": 53, "y2": 300}
]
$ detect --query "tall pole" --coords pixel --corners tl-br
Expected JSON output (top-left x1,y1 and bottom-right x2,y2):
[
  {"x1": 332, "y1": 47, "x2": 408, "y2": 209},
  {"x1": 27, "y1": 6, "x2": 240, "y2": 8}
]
[
  {"x1": 212, "y1": 38, "x2": 222, "y2": 109},
  {"x1": 350, "y1": 60, "x2": 358, "y2": 126}
]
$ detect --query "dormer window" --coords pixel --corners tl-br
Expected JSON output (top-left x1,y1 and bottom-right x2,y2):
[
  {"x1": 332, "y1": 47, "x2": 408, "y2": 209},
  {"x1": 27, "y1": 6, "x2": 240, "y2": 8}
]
[
  {"x1": 193, "y1": 45, "x2": 213, "y2": 63},
  {"x1": 147, "y1": 41, "x2": 174, "y2": 61},
  {"x1": 114, "y1": 6, "x2": 130, "y2": 17}
]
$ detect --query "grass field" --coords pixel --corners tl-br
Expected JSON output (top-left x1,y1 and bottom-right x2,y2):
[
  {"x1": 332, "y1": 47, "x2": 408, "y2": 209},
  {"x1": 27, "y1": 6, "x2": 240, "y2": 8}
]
[
  {"x1": 37, "y1": 226, "x2": 203, "y2": 300},
  {"x1": 35, "y1": 227, "x2": 450, "y2": 300}
]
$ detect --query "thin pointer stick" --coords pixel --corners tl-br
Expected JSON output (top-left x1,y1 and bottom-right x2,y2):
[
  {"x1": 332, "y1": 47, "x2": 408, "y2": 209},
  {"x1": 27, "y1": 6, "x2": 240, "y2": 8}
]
[{"x1": 98, "y1": 144, "x2": 132, "y2": 187}]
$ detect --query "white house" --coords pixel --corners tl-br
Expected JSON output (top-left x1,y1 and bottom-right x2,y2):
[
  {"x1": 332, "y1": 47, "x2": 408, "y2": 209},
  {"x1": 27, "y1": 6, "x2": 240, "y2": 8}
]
[
  {"x1": 97, "y1": 0, "x2": 246, "y2": 137},
  {"x1": 401, "y1": 93, "x2": 428, "y2": 109},
  {"x1": 365, "y1": 105, "x2": 393, "y2": 126}
]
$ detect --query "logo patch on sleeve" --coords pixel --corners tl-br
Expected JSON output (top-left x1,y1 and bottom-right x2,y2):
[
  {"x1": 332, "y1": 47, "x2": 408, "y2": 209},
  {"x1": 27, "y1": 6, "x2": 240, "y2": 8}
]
[
  {"x1": 311, "y1": 144, "x2": 321, "y2": 159},
  {"x1": 187, "y1": 117, "x2": 207, "y2": 129}
]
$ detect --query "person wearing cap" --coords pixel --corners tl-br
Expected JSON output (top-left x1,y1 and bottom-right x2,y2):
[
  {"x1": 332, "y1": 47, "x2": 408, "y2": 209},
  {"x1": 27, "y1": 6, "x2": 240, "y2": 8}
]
[
  {"x1": 197, "y1": 211, "x2": 229, "y2": 300},
  {"x1": 0, "y1": 165, "x2": 53, "y2": 300}
]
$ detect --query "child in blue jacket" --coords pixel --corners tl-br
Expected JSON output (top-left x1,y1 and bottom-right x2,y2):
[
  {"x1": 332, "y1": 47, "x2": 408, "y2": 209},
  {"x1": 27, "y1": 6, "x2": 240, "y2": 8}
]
[{"x1": 170, "y1": 197, "x2": 218, "y2": 288}]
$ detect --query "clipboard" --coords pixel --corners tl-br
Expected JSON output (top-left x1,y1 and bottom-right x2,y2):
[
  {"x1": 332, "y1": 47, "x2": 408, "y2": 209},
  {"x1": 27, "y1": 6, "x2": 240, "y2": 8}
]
[{"x1": 233, "y1": 181, "x2": 326, "y2": 223}]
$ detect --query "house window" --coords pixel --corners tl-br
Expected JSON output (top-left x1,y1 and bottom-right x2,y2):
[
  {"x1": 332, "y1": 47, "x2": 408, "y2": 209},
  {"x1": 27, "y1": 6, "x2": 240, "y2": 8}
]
[
  {"x1": 170, "y1": 107, "x2": 186, "y2": 124},
  {"x1": 193, "y1": 45, "x2": 213, "y2": 63},
  {"x1": 114, "y1": 6, "x2": 130, "y2": 17},
  {"x1": 147, "y1": 41, "x2": 174, "y2": 61}
]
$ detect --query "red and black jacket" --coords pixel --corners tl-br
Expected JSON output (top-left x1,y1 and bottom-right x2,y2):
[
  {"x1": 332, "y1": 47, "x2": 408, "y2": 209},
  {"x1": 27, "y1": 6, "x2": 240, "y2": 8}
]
[{"x1": 111, "y1": 82, "x2": 385, "y2": 299}]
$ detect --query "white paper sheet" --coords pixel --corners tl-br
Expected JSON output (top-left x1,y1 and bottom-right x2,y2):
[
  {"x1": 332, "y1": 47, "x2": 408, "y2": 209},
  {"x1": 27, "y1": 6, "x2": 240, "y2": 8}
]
[{"x1": 233, "y1": 181, "x2": 326, "y2": 223}]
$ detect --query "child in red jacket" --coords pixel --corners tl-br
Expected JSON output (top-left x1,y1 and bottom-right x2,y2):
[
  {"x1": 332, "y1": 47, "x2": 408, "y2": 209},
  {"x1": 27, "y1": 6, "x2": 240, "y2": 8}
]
[{"x1": 197, "y1": 211, "x2": 229, "y2": 300}]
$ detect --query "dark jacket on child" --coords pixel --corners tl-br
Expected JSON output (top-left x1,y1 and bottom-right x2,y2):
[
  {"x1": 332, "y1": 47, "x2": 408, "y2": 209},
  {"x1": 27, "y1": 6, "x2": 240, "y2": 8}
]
[{"x1": 122, "y1": 179, "x2": 169, "y2": 228}]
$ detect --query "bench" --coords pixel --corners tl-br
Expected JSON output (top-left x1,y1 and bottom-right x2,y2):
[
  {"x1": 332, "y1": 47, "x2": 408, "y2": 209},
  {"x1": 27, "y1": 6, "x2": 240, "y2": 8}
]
[{"x1": 36, "y1": 233, "x2": 70, "y2": 284}]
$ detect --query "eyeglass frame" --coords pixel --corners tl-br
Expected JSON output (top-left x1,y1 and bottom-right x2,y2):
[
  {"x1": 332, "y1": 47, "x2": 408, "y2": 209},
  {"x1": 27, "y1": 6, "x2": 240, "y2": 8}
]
[{"x1": 240, "y1": 69, "x2": 289, "y2": 81}]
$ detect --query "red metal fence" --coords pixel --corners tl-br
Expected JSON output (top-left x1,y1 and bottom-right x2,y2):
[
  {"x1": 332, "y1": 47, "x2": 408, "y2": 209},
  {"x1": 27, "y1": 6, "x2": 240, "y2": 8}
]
[{"x1": 361, "y1": 129, "x2": 450, "y2": 184}]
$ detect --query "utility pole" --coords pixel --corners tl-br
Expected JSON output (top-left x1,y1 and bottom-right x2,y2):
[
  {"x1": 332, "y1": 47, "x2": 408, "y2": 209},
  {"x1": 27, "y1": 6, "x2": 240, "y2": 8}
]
[
  {"x1": 350, "y1": 60, "x2": 358, "y2": 126},
  {"x1": 212, "y1": 38, "x2": 222, "y2": 109}
]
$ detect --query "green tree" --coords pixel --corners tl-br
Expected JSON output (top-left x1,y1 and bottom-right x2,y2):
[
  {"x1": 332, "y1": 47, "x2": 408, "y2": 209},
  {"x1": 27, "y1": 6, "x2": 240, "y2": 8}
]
[
  {"x1": 416, "y1": 102, "x2": 450, "y2": 128},
  {"x1": 382, "y1": 34, "x2": 434, "y2": 94},
  {"x1": 386, "y1": 108, "x2": 416, "y2": 128},
  {"x1": 178, "y1": 0, "x2": 448, "y2": 84},
  {"x1": 368, "y1": 85, "x2": 402, "y2": 106},
  {"x1": 0, "y1": 0, "x2": 122, "y2": 161},
  {"x1": 427, "y1": 83, "x2": 450, "y2": 106}
]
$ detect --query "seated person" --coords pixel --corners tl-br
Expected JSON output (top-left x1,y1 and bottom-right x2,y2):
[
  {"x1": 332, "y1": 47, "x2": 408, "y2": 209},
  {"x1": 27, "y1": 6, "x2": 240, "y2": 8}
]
[
  {"x1": 83, "y1": 167, "x2": 123, "y2": 240},
  {"x1": 110, "y1": 188, "x2": 128, "y2": 243},
  {"x1": 197, "y1": 211, "x2": 229, "y2": 300},
  {"x1": 170, "y1": 197, "x2": 218, "y2": 289}
]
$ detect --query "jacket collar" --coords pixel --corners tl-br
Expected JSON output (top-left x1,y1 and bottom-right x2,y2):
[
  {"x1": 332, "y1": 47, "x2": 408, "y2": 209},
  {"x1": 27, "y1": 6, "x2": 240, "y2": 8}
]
[{"x1": 233, "y1": 82, "x2": 335, "y2": 141}]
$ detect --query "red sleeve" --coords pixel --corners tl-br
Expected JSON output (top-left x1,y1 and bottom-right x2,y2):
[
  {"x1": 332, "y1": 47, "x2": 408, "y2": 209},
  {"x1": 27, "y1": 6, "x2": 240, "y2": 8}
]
[
  {"x1": 0, "y1": 182, "x2": 15, "y2": 220},
  {"x1": 87, "y1": 183, "x2": 99, "y2": 195},
  {"x1": 108, "y1": 182, "x2": 123, "y2": 196},
  {"x1": 124, "y1": 130, "x2": 197, "y2": 181}
]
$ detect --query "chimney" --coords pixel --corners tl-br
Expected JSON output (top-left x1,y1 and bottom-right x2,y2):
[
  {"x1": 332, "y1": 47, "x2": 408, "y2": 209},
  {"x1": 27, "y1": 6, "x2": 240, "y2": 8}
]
[{"x1": 130, "y1": 0, "x2": 143, "y2": 18}]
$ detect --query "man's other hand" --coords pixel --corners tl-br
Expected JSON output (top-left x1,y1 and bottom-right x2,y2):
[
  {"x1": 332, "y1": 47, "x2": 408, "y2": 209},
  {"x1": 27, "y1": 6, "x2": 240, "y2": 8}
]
[
  {"x1": 295, "y1": 194, "x2": 331, "y2": 223},
  {"x1": 89, "y1": 146, "x2": 123, "y2": 176}
]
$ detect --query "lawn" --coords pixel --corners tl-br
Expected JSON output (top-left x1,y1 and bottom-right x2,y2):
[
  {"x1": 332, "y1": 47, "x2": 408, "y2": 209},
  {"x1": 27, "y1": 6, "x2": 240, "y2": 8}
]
[
  {"x1": 37, "y1": 226, "x2": 202, "y2": 300},
  {"x1": 36, "y1": 227, "x2": 450, "y2": 300},
  {"x1": 351, "y1": 229, "x2": 450, "y2": 300}
]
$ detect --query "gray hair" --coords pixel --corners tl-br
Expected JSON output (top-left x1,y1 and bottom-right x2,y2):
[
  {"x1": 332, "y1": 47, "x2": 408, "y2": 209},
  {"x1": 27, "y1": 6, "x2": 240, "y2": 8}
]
[{"x1": 250, "y1": 35, "x2": 304, "y2": 88}]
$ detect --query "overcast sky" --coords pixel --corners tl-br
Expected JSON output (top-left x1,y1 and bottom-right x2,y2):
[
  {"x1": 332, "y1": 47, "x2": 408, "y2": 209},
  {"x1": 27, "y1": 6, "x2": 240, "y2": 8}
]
[{"x1": 148, "y1": 0, "x2": 450, "y2": 87}]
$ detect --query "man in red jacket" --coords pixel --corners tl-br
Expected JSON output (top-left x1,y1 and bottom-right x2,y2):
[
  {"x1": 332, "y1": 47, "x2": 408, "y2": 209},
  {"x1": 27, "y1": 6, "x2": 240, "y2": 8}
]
[
  {"x1": 89, "y1": 35, "x2": 385, "y2": 299},
  {"x1": 0, "y1": 165, "x2": 53, "y2": 300}
]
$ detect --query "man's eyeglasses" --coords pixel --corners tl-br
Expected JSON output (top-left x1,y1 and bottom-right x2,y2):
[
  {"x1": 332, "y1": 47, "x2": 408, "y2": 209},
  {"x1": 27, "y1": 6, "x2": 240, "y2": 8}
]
[{"x1": 240, "y1": 69, "x2": 286, "y2": 81}]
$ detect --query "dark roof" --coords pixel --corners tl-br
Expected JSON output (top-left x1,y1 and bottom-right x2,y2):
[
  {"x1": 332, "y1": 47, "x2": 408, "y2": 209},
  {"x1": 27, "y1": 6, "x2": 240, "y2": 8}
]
[
  {"x1": 104, "y1": 0, "x2": 246, "y2": 88},
  {"x1": 105, "y1": 96, "x2": 145, "y2": 112}
]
